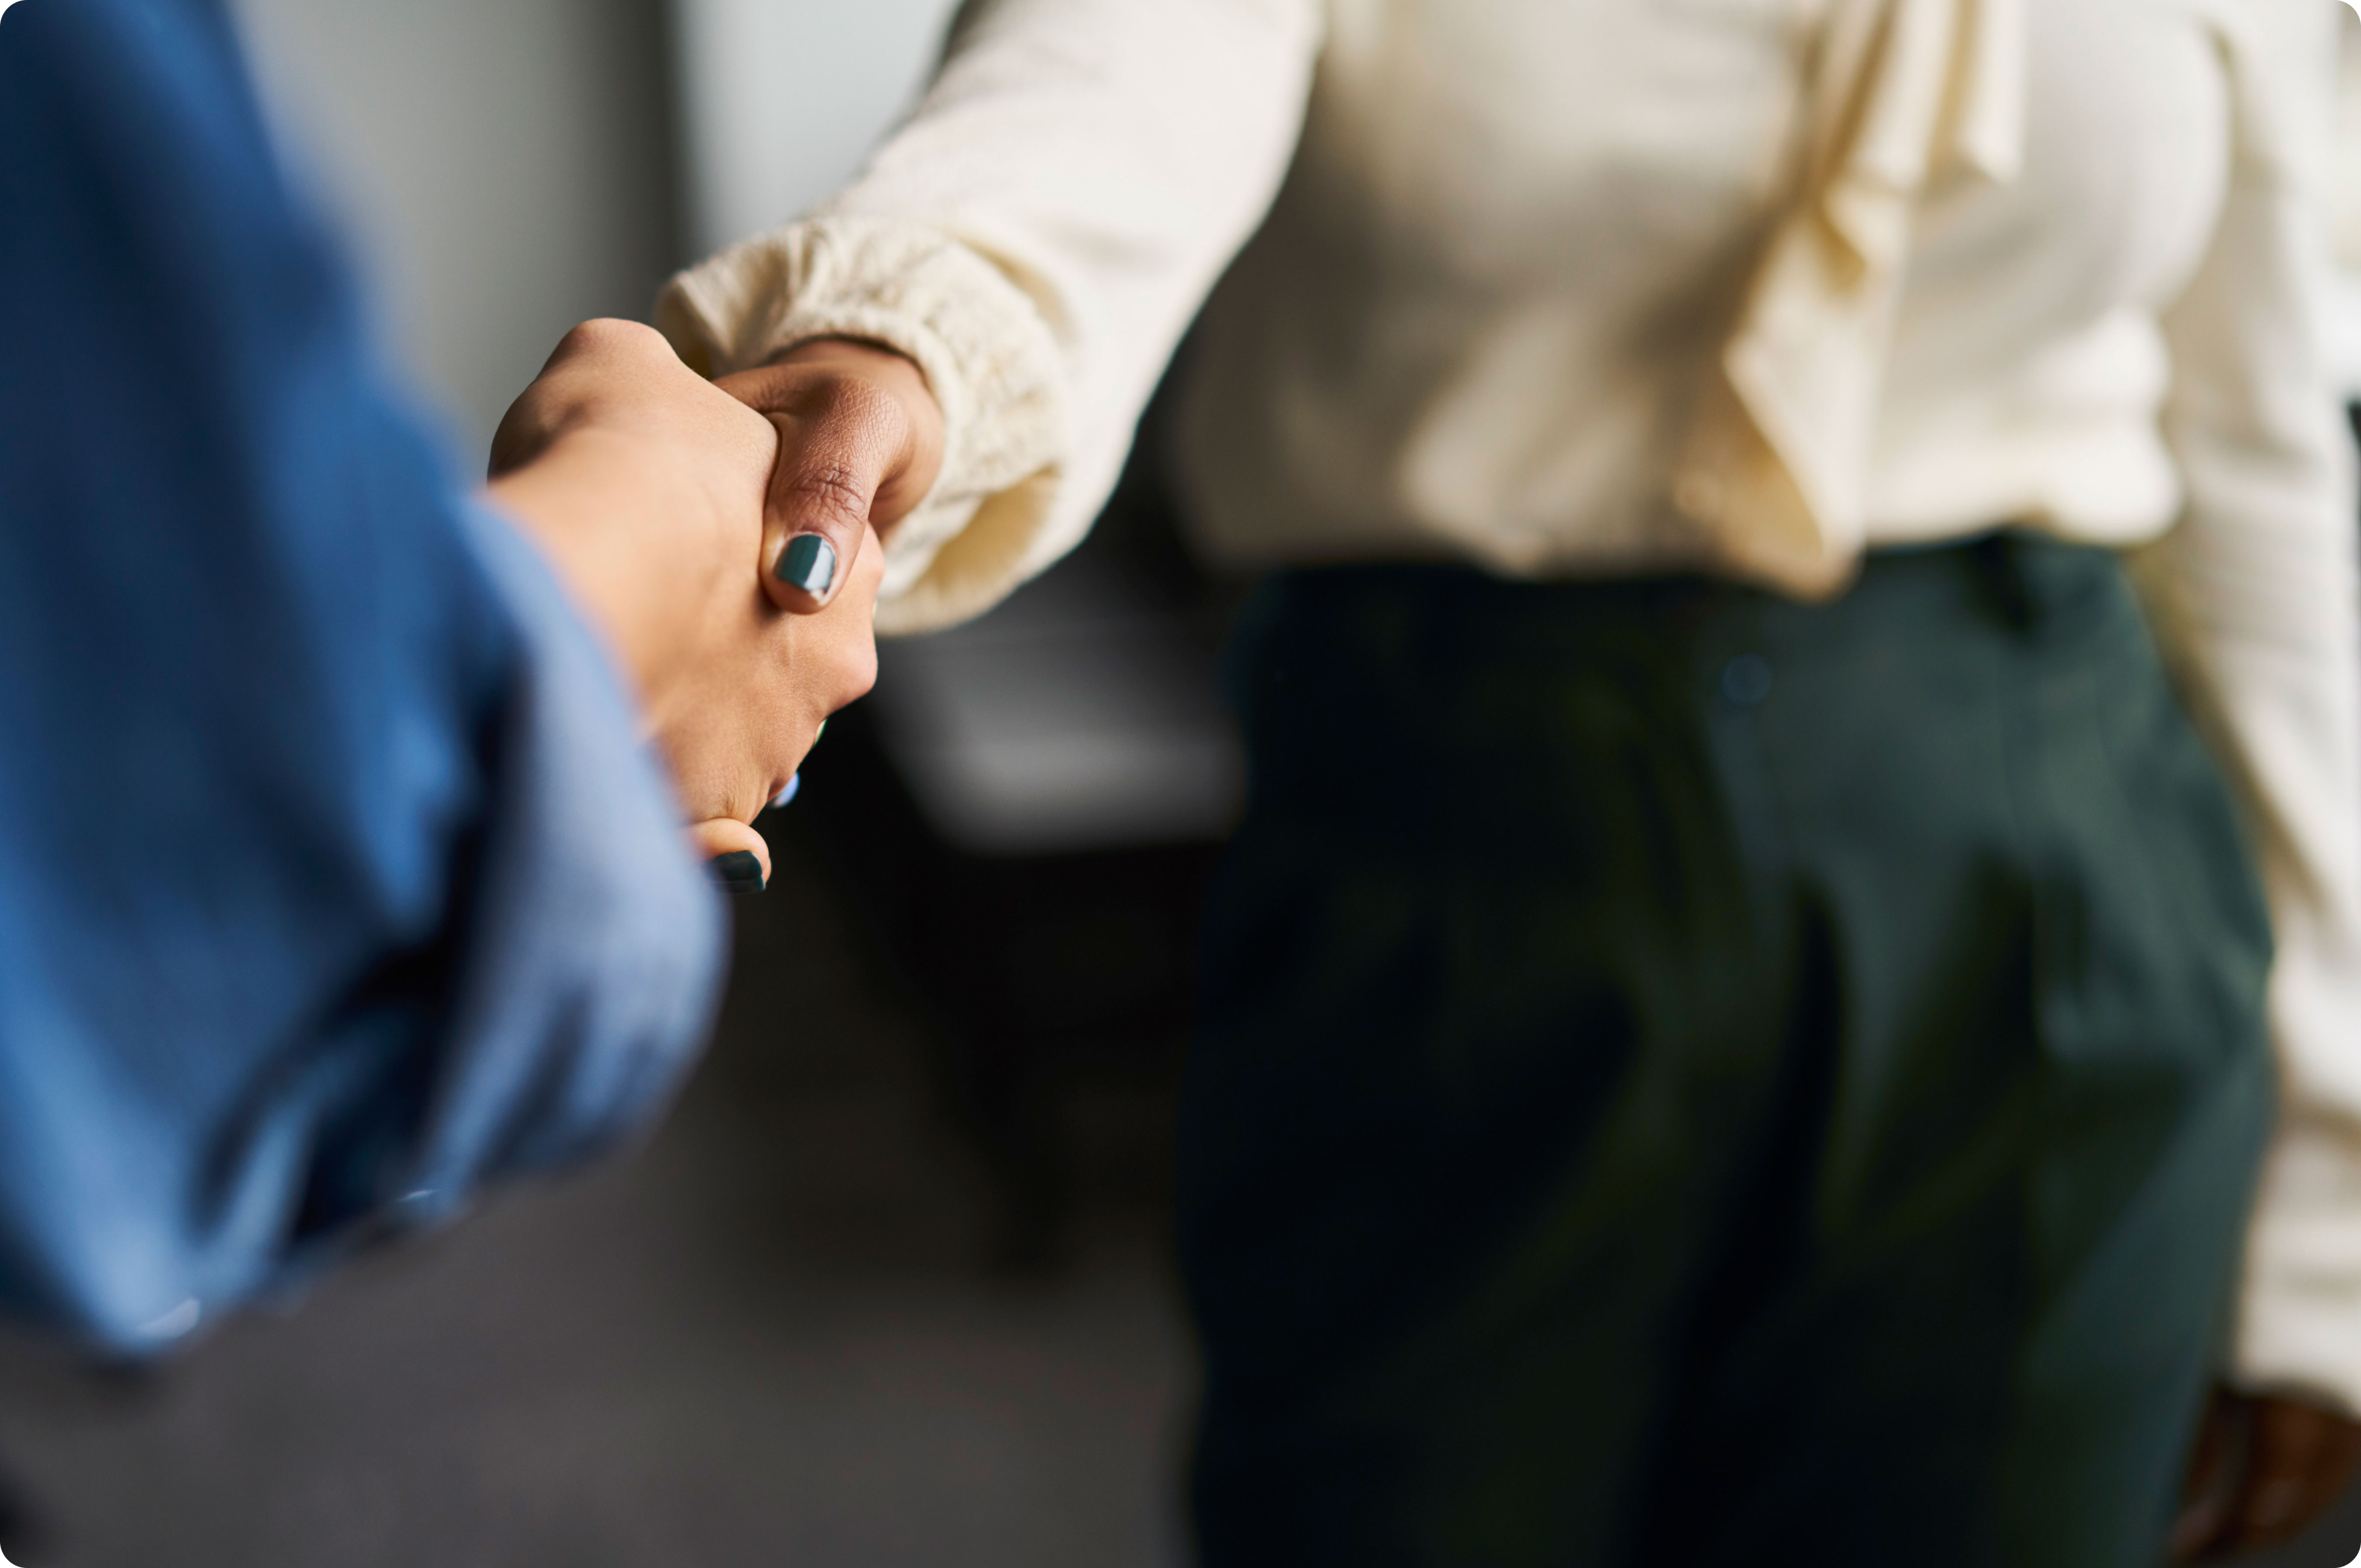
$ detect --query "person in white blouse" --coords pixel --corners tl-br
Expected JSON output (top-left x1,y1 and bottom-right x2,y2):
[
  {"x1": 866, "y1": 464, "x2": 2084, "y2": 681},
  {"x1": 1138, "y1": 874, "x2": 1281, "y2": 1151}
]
[{"x1": 660, "y1": 0, "x2": 2361, "y2": 1558}]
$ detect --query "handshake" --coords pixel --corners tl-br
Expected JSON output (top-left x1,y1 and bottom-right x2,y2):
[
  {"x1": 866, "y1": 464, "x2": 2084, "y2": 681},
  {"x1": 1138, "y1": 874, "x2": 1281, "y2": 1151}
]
[{"x1": 484, "y1": 321, "x2": 945, "y2": 888}]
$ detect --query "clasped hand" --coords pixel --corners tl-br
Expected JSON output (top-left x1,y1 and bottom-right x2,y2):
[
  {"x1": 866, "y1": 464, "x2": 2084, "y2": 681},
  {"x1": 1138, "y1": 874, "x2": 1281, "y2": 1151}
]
[{"x1": 481, "y1": 320, "x2": 942, "y2": 883}]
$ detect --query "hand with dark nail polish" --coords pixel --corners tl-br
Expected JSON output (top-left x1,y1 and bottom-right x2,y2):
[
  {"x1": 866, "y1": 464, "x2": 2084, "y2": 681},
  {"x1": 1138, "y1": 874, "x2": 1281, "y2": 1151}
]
[
  {"x1": 711, "y1": 337, "x2": 944, "y2": 616},
  {"x1": 491, "y1": 320, "x2": 887, "y2": 882}
]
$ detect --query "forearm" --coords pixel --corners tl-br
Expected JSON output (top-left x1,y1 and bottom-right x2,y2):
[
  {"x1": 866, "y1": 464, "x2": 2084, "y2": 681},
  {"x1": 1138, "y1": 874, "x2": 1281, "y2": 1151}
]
[
  {"x1": 0, "y1": 0, "x2": 725, "y2": 1348},
  {"x1": 658, "y1": 0, "x2": 1324, "y2": 633}
]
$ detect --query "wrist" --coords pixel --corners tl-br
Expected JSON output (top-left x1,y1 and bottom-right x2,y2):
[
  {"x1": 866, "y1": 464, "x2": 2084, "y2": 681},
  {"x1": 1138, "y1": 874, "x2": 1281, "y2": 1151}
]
[{"x1": 768, "y1": 334, "x2": 926, "y2": 381}]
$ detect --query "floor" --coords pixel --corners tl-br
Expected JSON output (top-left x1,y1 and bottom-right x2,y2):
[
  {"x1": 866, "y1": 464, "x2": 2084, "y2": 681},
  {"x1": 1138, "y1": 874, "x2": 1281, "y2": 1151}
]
[
  {"x1": 0, "y1": 837, "x2": 1196, "y2": 1568},
  {"x1": 2, "y1": 831, "x2": 2360, "y2": 1566}
]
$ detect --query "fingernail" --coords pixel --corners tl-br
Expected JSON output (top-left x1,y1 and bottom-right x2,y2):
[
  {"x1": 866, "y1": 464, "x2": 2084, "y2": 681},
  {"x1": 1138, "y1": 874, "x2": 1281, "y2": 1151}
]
[
  {"x1": 708, "y1": 850, "x2": 766, "y2": 895},
  {"x1": 776, "y1": 534, "x2": 837, "y2": 596}
]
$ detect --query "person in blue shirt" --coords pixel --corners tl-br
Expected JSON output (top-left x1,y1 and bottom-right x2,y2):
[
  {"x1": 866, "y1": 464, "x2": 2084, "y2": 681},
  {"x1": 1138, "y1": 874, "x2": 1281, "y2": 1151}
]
[{"x1": 0, "y1": 0, "x2": 881, "y2": 1354}]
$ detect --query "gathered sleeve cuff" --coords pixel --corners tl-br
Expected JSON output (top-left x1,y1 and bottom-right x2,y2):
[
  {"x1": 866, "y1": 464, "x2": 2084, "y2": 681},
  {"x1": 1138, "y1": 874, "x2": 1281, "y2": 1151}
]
[
  {"x1": 657, "y1": 216, "x2": 1069, "y2": 636},
  {"x1": 657, "y1": 0, "x2": 1324, "y2": 636}
]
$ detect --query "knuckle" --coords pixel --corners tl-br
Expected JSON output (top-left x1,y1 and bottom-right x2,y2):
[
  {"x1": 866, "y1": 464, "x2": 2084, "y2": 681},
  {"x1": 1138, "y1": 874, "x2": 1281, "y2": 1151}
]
[
  {"x1": 558, "y1": 316, "x2": 664, "y2": 362},
  {"x1": 783, "y1": 460, "x2": 873, "y2": 530},
  {"x1": 813, "y1": 373, "x2": 898, "y2": 422},
  {"x1": 779, "y1": 373, "x2": 906, "y2": 447},
  {"x1": 824, "y1": 378, "x2": 910, "y2": 449}
]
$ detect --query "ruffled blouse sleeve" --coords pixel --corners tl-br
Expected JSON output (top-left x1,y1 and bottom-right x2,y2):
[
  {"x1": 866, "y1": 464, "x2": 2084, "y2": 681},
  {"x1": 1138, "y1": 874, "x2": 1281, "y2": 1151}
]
[{"x1": 657, "y1": 0, "x2": 1325, "y2": 635}]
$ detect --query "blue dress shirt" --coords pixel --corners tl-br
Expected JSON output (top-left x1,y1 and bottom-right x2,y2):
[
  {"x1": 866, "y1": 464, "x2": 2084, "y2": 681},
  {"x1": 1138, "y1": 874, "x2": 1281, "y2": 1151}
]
[{"x1": 0, "y1": 0, "x2": 724, "y2": 1352}]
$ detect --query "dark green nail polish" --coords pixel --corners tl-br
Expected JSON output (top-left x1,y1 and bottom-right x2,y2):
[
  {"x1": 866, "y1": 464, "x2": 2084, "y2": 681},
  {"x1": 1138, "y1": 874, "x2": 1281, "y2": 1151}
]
[
  {"x1": 709, "y1": 849, "x2": 765, "y2": 895},
  {"x1": 776, "y1": 534, "x2": 837, "y2": 596}
]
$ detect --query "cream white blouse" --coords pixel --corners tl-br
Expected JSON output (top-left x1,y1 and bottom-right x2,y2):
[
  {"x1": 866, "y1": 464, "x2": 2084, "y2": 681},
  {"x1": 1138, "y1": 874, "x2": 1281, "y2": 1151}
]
[{"x1": 659, "y1": 0, "x2": 2361, "y2": 1414}]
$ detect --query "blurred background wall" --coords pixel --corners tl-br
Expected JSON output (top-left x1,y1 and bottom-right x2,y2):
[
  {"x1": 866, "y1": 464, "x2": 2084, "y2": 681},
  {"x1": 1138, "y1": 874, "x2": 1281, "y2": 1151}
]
[
  {"x1": 229, "y1": 0, "x2": 685, "y2": 449},
  {"x1": 224, "y1": 0, "x2": 966, "y2": 450},
  {"x1": 672, "y1": 0, "x2": 962, "y2": 258}
]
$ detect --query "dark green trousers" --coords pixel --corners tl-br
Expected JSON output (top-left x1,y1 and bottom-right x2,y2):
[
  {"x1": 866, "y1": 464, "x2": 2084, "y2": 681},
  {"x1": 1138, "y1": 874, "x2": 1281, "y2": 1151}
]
[{"x1": 1178, "y1": 536, "x2": 2275, "y2": 1567}]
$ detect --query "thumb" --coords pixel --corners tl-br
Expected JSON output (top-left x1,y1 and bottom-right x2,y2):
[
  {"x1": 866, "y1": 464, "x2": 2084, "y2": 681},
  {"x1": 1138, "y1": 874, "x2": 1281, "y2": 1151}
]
[
  {"x1": 757, "y1": 376, "x2": 913, "y2": 614},
  {"x1": 714, "y1": 342, "x2": 941, "y2": 616}
]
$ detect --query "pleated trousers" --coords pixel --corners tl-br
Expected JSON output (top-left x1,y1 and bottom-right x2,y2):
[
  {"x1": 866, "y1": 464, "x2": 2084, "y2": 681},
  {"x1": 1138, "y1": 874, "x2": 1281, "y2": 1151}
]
[{"x1": 1180, "y1": 534, "x2": 2276, "y2": 1567}]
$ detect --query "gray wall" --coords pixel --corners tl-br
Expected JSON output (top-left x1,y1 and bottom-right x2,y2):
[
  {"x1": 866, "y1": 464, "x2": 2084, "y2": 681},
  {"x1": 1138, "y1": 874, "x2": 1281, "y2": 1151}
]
[
  {"x1": 671, "y1": 0, "x2": 962, "y2": 258},
  {"x1": 227, "y1": 0, "x2": 979, "y2": 455},
  {"x1": 230, "y1": 0, "x2": 684, "y2": 453}
]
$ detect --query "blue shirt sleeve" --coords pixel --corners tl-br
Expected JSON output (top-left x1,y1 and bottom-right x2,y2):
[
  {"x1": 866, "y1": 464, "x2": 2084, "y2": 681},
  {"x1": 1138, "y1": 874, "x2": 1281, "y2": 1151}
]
[{"x1": 0, "y1": 0, "x2": 725, "y2": 1351}]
